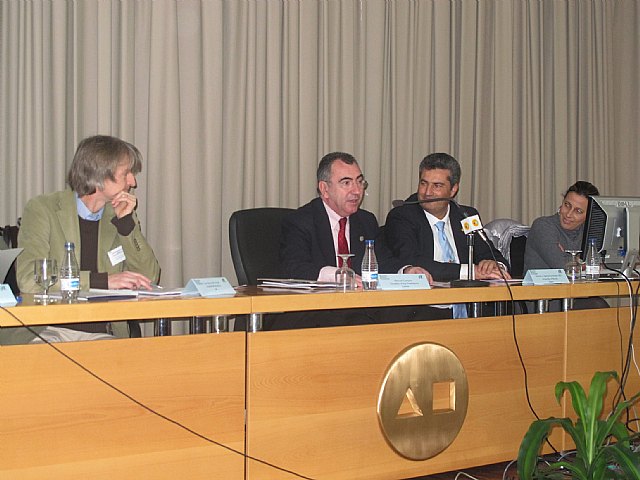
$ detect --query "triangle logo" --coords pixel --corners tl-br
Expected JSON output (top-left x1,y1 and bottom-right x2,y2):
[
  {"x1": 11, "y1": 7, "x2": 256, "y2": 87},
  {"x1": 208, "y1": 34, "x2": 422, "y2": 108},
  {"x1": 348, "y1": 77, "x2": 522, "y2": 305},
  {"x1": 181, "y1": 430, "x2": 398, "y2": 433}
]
[{"x1": 396, "y1": 387, "x2": 423, "y2": 419}]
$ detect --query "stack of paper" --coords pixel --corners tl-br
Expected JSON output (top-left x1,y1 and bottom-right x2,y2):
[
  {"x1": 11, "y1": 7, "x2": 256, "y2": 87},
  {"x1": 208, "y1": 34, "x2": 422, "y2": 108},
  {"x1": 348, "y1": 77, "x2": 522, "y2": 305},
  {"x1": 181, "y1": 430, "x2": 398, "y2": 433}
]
[
  {"x1": 137, "y1": 286, "x2": 184, "y2": 297},
  {"x1": 83, "y1": 289, "x2": 139, "y2": 301},
  {"x1": 258, "y1": 278, "x2": 338, "y2": 290}
]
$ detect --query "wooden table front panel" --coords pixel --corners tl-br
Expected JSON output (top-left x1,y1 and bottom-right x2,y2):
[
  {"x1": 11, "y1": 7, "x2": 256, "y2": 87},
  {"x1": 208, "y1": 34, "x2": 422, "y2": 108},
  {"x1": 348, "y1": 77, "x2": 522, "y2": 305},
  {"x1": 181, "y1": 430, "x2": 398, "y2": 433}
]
[
  {"x1": 246, "y1": 314, "x2": 565, "y2": 480},
  {"x1": 564, "y1": 306, "x2": 640, "y2": 448},
  {"x1": 0, "y1": 333, "x2": 246, "y2": 479}
]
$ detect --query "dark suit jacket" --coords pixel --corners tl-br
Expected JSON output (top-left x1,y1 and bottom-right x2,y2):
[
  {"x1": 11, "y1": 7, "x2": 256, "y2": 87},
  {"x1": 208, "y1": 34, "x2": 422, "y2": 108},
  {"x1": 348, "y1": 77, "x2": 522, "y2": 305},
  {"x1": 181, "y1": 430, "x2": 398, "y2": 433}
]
[
  {"x1": 280, "y1": 197, "x2": 402, "y2": 279},
  {"x1": 263, "y1": 197, "x2": 451, "y2": 330},
  {"x1": 384, "y1": 194, "x2": 508, "y2": 282}
]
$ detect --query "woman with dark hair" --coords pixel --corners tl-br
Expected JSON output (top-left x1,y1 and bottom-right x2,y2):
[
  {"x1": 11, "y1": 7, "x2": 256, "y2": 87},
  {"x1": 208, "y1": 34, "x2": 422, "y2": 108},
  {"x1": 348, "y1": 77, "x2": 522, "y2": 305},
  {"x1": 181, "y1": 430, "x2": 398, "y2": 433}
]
[
  {"x1": 524, "y1": 180, "x2": 608, "y2": 310},
  {"x1": 524, "y1": 181, "x2": 599, "y2": 272}
]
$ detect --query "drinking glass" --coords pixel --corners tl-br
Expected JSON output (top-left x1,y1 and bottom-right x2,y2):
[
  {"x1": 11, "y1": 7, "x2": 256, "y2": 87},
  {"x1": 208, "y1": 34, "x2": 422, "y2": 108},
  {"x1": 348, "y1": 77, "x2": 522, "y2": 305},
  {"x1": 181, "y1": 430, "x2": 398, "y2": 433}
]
[
  {"x1": 564, "y1": 250, "x2": 582, "y2": 283},
  {"x1": 335, "y1": 254, "x2": 356, "y2": 292},
  {"x1": 34, "y1": 258, "x2": 58, "y2": 304}
]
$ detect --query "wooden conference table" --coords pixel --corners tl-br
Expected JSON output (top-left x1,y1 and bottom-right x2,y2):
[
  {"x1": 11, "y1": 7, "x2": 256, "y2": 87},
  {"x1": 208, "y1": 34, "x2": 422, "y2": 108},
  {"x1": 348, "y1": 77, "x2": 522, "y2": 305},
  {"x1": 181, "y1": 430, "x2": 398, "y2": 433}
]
[{"x1": 0, "y1": 280, "x2": 637, "y2": 479}]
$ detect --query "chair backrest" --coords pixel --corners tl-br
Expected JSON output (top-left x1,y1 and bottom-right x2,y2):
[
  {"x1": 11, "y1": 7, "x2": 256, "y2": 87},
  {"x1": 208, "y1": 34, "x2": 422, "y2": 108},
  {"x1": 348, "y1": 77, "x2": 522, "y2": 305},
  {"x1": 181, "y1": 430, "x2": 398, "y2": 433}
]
[
  {"x1": 229, "y1": 207, "x2": 295, "y2": 286},
  {"x1": 1, "y1": 224, "x2": 19, "y2": 248},
  {"x1": 484, "y1": 218, "x2": 530, "y2": 278},
  {"x1": 509, "y1": 235, "x2": 527, "y2": 278},
  {"x1": 1, "y1": 223, "x2": 20, "y2": 294}
]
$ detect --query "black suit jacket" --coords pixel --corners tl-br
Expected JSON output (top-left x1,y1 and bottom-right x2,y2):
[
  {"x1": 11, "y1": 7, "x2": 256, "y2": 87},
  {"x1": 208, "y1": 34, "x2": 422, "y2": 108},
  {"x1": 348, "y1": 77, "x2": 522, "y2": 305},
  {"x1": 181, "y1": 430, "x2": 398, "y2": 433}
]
[
  {"x1": 384, "y1": 194, "x2": 508, "y2": 281},
  {"x1": 280, "y1": 197, "x2": 402, "y2": 279},
  {"x1": 264, "y1": 197, "x2": 452, "y2": 330}
]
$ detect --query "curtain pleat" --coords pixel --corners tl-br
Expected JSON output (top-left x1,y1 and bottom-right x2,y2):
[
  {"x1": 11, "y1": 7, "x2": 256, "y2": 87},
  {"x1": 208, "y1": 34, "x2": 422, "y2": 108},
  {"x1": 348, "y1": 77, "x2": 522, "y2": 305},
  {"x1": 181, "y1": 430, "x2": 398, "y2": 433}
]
[{"x1": 1, "y1": 0, "x2": 638, "y2": 293}]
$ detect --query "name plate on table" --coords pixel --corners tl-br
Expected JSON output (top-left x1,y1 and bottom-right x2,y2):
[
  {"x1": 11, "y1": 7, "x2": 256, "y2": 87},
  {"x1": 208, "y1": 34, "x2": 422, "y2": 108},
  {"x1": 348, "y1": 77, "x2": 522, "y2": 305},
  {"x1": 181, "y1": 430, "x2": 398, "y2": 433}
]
[
  {"x1": 522, "y1": 269, "x2": 569, "y2": 286},
  {"x1": 183, "y1": 277, "x2": 236, "y2": 297},
  {"x1": 378, "y1": 274, "x2": 431, "y2": 291},
  {"x1": 0, "y1": 284, "x2": 18, "y2": 307}
]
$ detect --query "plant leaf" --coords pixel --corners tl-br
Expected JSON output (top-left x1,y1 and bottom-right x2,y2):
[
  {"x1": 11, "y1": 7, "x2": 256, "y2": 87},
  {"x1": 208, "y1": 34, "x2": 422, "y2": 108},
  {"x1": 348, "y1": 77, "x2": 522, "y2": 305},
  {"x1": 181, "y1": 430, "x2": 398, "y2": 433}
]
[
  {"x1": 585, "y1": 372, "x2": 617, "y2": 463},
  {"x1": 586, "y1": 453, "x2": 608, "y2": 480},
  {"x1": 517, "y1": 418, "x2": 559, "y2": 480},
  {"x1": 555, "y1": 379, "x2": 588, "y2": 420},
  {"x1": 607, "y1": 421, "x2": 631, "y2": 447},
  {"x1": 548, "y1": 459, "x2": 588, "y2": 480},
  {"x1": 521, "y1": 372, "x2": 640, "y2": 479},
  {"x1": 606, "y1": 443, "x2": 640, "y2": 479}
]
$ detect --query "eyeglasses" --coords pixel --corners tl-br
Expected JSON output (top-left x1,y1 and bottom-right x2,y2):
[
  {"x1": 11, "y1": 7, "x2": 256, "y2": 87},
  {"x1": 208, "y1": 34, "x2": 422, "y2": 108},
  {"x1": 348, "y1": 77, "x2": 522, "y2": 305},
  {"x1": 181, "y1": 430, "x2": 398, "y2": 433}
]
[{"x1": 329, "y1": 178, "x2": 369, "y2": 190}]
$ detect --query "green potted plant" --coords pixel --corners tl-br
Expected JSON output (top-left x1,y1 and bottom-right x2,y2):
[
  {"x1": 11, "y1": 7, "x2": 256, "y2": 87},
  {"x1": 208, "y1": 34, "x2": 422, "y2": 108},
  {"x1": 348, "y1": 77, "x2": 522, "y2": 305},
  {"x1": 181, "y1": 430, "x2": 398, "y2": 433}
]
[{"x1": 517, "y1": 371, "x2": 640, "y2": 479}]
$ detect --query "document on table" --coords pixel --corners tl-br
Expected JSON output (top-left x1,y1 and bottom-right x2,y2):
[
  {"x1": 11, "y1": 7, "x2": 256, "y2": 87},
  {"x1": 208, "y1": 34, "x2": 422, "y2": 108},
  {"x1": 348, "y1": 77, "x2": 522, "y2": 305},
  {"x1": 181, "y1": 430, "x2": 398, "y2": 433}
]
[
  {"x1": 137, "y1": 286, "x2": 184, "y2": 297},
  {"x1": 82, "y1": 288, "x2": 139, "y2": 301},
  {"x1": 258, "y1": 278, "x2": 338, "y2": 290},
  {"x1": 84, "y1": 286, "x2": 184, "y2": 300}
]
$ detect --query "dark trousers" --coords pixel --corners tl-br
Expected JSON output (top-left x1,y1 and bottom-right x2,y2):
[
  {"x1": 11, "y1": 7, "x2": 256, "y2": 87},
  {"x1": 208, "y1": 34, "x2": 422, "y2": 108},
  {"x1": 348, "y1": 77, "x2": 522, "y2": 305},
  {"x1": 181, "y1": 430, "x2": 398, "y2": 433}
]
[
  {"x1": 523, "y1": 296, "x2": 609, "y2": 314},
  {"x1": 262, "y1": 305, "x2": 452, "y2": 330}
]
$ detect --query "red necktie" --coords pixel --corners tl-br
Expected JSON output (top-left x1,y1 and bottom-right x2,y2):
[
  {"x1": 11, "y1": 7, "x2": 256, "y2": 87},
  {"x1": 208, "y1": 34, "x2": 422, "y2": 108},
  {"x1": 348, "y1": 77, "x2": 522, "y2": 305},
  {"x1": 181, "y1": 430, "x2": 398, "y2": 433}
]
[{"x1": 337, "y1": 217, "x2": 351, "y2": 267}]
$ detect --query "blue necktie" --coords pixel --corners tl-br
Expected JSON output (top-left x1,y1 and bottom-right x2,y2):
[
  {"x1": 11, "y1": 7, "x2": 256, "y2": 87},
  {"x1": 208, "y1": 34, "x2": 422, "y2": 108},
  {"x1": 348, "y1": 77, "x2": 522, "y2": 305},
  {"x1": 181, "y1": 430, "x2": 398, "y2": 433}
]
[{"x1": 435, "y1": 221, "x2": 468, "y2": 318}]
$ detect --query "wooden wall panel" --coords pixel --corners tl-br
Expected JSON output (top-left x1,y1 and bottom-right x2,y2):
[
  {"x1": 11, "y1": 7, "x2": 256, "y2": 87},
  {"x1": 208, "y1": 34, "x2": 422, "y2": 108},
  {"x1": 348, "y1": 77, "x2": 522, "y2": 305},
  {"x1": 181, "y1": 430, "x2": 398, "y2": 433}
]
[
  {"x1": 246, "y1": 314, "x2": 566, "y2": 480},
  {"x1": 0, "y1": 334, "x2": 246, "y2": 479}
]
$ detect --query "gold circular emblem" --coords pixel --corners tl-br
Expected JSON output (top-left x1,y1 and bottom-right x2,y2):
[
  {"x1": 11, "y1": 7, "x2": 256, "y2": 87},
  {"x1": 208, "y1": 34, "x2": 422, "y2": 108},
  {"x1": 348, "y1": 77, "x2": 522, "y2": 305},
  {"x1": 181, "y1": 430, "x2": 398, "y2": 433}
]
[{"x1": 377, "y1": 343, "x2": 468, "y2": 460}]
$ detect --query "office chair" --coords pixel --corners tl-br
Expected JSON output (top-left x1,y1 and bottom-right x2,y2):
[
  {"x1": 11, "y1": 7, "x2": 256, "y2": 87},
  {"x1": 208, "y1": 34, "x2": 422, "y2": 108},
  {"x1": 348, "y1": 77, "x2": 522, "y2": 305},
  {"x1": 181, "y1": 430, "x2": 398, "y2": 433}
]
[
  {"x1": 484, "y1": 218, "x2": 530, "y2": 277},
  {"x1": 484, "y1": 218, "x2": 530, "y2": 314},
  {"x1": 229, "y1": 207, "x2": 295, "y2": 286},
  {"x1": 508, "y1": 235, "x2": 528, "y2": 279},
  {"x1": 1, "y1": 223, "x2": 20, "y2": 295},
  {"x1": 2, "y1": 224, "x2": 19, "y2": 248}
]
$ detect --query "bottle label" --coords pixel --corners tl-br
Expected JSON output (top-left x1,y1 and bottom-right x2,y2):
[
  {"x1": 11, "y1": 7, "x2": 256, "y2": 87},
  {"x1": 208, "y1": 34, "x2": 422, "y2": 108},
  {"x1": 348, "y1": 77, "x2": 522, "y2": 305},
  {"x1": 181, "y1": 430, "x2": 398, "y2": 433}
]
[
  {"x1": 362, "y1": 271, "x2": 378, "y2": 282},
  {"x1": 585, "y1": 265, "x2": 600, "y2": 275},
  {"x1": 60, "y1": 278, "x2": 80, "y2": 291}
]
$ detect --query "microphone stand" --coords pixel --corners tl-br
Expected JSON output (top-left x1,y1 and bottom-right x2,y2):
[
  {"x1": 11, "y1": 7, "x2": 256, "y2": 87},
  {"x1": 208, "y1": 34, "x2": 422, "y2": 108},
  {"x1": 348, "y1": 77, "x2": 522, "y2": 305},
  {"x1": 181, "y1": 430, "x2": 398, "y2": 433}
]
[
  {"x1": 450, "y1": 233, "x2": 488, "y2": 318},
  {"x1": 451, "y1": 233, "x2": 489, "y2": 288}
]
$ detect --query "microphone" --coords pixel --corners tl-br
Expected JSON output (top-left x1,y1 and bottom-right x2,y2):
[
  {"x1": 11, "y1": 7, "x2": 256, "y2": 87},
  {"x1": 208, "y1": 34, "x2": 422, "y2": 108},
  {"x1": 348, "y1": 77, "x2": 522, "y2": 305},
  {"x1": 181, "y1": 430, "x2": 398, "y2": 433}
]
[
  {"x1": 457, "y1": 206, "x2": 510, "y2": 279},
  {"x1": 460, "y1": 212, "x2": 489, "y2": 243},
  {"x1": 450, "y1": 207, "x2": 491, "y2": 288},
  {"x1": 395, "y1": 196, "x2": 490, "y2": 244},
  {"x1": 394, "y1": 197, "x2": 456, "y2": 206}
]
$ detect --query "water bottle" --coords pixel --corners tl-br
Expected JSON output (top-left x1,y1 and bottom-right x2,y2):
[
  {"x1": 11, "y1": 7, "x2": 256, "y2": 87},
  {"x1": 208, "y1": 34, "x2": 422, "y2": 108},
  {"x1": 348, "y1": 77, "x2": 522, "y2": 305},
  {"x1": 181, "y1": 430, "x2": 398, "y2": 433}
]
[
  {"x1": 584, "y1": 237, "x2": 601, "y2": 282},
  {"x1": 60, "y1": 241, "x2": 80, "y2": 302},
  {"x1": 361, "y1": 239, "x2": 378, "y2": 290}
]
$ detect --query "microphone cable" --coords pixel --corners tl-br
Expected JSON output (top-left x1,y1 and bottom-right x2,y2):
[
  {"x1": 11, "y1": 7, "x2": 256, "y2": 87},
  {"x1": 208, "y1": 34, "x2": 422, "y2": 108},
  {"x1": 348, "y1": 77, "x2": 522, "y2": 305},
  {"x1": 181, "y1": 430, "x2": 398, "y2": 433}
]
[
  {"x1": 0, "y1": 305, "x2": 315, "y2": 480},
  {"x1": 471, "y1": 225, "x2": 542, "y2": 418},
  {"x1": 469, "y1": 221, "x2": 563, "y2": 457},
  {"x1": 605, "y1": 262, "x2": 640, "y2": 415},
  {"x1": 454, "y1": 206, "x2": 545, "y2": 422}
]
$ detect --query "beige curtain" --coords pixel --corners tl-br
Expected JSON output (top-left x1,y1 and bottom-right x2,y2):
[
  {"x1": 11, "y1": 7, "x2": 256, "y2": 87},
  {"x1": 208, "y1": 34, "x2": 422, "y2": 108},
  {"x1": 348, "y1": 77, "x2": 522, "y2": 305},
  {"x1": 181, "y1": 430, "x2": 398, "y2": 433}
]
[{"x1": 1, "y1": 0, "x2": 638, "y2": 290}]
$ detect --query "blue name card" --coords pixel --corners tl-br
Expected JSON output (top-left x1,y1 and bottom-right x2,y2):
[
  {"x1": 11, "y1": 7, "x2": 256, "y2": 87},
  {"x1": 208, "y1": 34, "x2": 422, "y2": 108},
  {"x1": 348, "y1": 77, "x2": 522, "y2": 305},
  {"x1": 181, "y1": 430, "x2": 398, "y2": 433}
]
[
  {"x1": 183, "y1": 277, "x2": 236, "y2": 297},
  {"x1": 0, "y1": 284, "x2": 18, "y2": 307},
  {"x1": 378, "y1": 274, "x2": 431, "y2": 291},
  {"x1": 522, "y1": 269, "x2": 569, "y2": 286}
]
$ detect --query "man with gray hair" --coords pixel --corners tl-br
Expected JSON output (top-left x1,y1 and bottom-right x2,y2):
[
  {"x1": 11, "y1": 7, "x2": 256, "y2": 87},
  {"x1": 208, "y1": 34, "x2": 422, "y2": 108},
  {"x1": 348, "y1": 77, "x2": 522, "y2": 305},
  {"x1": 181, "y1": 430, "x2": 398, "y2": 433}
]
[
  {"x1": 272, "y1": 151, "x2": 445, "y2": 329},
  {"x1": 5, "y1": 135, "x2": 160, "y2": 344},
  {"x1": 281, "y1": 151, "x2": 430, "y2": 283}
]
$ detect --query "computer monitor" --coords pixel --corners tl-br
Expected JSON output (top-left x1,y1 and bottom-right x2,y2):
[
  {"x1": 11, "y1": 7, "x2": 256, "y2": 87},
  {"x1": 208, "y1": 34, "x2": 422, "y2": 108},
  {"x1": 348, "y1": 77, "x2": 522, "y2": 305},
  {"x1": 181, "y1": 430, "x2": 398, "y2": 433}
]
[{"x1": 581, "y1": 196, "x2": 640, "y2": 277}]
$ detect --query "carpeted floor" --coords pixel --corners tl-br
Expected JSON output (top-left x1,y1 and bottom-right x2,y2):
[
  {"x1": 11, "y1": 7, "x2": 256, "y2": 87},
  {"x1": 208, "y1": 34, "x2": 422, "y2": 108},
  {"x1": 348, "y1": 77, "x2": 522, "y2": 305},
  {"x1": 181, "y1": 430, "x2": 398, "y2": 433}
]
[{"x1": 407, "y1": 461, "x2": 519, "y2": 479}]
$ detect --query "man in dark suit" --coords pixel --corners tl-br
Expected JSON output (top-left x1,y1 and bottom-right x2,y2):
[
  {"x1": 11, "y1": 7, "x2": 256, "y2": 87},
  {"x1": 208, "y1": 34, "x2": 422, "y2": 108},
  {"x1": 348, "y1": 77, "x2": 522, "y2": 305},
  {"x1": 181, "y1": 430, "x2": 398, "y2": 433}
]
[
  {"x1": 281, "y1": 151, "x2": 430, "y2": 282},
  {"x1": 384, "y1": 152, "x2": 510, "y2": 282},
  {"x1": 272, "y1": 151, "x2": 444, "y2": 329}
]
